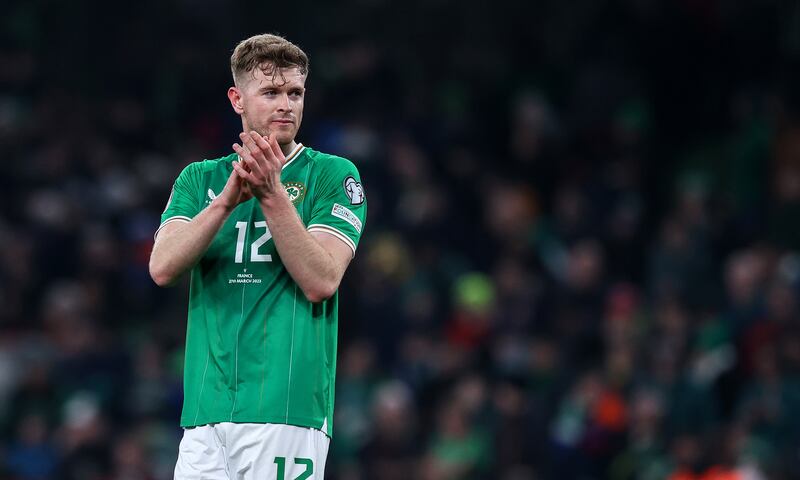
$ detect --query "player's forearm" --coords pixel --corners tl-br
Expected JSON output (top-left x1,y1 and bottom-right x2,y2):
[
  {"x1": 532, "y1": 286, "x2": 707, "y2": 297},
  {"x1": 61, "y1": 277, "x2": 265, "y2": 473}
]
[
  {"x1": 259, "y1": 193, "x2": 341, "y2": 303},
  {"x1": 149, "y1": 201, "x2": 233, "y2": 287}
]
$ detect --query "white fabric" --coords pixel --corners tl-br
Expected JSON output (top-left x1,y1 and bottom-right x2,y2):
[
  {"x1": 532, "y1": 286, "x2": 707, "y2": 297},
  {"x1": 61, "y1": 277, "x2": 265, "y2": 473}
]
[{"x1": 174, "y1": 422, "x2": 330, "y2": 480}]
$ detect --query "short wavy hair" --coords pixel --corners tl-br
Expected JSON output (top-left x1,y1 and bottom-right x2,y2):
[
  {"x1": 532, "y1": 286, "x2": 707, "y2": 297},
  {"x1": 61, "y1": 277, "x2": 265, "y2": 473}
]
[{"x1": 230, "y1": 33, "x2": 309, "y2": 86}]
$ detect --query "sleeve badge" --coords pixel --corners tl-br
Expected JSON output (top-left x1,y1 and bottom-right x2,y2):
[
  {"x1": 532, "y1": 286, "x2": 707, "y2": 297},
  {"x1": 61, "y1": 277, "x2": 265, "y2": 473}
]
[{"x1": 343, "y1": 176, "x2": 365, "y2": 205}]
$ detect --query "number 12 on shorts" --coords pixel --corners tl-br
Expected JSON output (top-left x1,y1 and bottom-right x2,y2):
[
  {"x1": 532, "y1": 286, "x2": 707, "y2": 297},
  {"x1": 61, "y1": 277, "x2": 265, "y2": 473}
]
[{"x1": 274, "y1": 457, "x2": 313, "y2": 480}]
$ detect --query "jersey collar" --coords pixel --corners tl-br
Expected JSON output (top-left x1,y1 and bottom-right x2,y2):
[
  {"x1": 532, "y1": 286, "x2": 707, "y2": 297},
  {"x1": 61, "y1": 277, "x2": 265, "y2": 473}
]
[{"x1": 282, "y1": 143, "x2": 305, "y2": 170}]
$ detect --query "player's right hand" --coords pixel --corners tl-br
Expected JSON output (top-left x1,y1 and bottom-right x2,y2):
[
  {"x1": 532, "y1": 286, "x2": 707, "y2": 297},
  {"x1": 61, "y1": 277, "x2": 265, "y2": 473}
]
[{"x1": 214, "y1": 161, "x2": 254, "y2": 211}]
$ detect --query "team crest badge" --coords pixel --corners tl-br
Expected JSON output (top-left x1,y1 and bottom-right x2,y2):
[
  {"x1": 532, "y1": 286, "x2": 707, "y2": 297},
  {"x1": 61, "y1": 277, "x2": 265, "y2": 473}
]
[
  {"x1": 284, "y1": 182, "x2": 306, "y2": 205},
  {"x1": 343, "y1": 176, "x2": 365, "y2": 205}
]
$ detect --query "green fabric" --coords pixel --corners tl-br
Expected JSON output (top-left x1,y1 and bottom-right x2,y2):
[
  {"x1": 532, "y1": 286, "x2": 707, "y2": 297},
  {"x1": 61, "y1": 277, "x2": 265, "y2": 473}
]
[{"x1": 159, "y1": 145, "x2": 367, "y2": 436}]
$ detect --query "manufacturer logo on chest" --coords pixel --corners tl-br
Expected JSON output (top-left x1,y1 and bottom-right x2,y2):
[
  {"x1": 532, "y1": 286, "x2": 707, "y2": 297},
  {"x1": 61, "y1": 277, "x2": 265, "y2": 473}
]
[
  {"x1": 284, "y1": 182, "x2": 306, "y2": 205},
  {"x1": 205, "y1": 188, "x2": 218, "y2": 205}
]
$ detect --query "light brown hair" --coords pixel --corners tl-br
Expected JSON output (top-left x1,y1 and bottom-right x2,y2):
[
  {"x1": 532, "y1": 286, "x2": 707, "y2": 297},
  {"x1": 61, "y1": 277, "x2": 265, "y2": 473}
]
[{"x1": 230, "y1": 33, "x2": 309, "y2": 85}]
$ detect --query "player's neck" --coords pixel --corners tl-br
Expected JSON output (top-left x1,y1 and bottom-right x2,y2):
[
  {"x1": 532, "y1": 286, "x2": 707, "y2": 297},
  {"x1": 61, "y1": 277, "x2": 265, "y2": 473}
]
[{"x1": 281, "y1": 140, "x2": 298, "y2": 157}]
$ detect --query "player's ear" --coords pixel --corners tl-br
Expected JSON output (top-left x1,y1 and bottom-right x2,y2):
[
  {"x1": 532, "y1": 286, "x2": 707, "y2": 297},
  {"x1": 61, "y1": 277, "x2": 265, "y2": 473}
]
[{"x1": 228, "y1": 86, "x2": 244, "y2": 114}]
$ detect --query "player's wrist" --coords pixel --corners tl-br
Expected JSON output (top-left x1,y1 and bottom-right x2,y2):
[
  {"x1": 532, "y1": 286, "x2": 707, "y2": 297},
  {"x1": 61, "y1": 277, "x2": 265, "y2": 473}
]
[
  {"x1": 210, "y1": 196, "x2": 237, "y2": 214},
  {"x1": 258, "y1": 183, "x2": 290, "y2": 210}
]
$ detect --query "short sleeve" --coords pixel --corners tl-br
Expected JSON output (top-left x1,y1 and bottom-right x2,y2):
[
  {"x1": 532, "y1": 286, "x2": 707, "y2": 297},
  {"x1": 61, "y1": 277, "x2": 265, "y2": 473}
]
[
  {"x1": 155, "y1": 163, "x2": 202, "y2": 239},
  {"x1": 307, "y1": 157, "x2": 367, "y2": 257}
]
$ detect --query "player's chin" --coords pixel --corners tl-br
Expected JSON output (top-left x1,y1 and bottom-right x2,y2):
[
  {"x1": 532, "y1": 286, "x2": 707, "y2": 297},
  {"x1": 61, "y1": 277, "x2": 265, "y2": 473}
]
[{"x1": 275, "y1": 131, "x2": 296, "y2": 146}]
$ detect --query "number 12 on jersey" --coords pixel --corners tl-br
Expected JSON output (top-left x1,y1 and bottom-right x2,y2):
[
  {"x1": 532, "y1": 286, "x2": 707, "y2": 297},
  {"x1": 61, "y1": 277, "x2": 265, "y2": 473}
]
[{"x1": 234, "y1": 221, "x2": 273, "y2": 263}]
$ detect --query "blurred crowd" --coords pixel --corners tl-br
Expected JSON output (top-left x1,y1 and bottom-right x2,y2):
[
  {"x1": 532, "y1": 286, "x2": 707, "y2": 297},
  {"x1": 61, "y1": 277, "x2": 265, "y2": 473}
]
[{"x1": 2, "y1": 0, "x2": 800, "y2": 479}]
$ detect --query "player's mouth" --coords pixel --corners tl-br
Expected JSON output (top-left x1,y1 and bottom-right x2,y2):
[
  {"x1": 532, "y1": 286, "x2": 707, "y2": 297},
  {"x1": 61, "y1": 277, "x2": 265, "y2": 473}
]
[{"x1": 270, "y1": 119, "x2": 294, "y2": 125}]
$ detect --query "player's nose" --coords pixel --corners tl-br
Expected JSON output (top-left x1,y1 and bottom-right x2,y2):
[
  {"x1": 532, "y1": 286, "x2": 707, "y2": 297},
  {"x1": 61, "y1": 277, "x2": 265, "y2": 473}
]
[{"x1": 277, "y1": 93, "x2": 291, "y2": 112}]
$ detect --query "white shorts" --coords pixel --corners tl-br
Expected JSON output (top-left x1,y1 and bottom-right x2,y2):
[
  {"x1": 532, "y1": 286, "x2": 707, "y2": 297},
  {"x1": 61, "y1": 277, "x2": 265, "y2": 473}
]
[{"x1": 174, "y1": 423, "x2": 330, "y2": 480}]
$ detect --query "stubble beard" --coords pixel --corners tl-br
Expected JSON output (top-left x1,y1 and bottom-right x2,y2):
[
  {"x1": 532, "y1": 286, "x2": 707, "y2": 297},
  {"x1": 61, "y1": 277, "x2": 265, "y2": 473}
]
[
  {"x1": 242, "y1": 112, "x2": 298, "y2": 148},
  {"x1": 246, "y1": 118, "x2": 295, "y2": 145}
]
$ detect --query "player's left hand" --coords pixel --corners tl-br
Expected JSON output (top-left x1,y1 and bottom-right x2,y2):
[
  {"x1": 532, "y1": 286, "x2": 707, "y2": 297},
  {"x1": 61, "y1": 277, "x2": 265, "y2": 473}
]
[{"x1": 232, "y1": 131, "x2": 286, "y2": 200}]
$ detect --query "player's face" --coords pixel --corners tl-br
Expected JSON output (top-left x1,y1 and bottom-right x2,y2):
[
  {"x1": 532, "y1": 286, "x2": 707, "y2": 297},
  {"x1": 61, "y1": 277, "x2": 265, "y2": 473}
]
[{"x1": 232, "y1": 66, "x2": 306, "y2": 147}]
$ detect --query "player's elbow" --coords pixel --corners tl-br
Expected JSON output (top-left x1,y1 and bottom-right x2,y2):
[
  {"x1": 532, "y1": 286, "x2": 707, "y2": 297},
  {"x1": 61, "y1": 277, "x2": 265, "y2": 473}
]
[
  {"x1": 150, "y1": 268, "x2": 177, "y2": 288},
  {"x1": 302, "y1": 281, "x2": 338, "y2": 304},
  {"x1": 149, "y1": 258, "x2": 179, "y2": 288}
]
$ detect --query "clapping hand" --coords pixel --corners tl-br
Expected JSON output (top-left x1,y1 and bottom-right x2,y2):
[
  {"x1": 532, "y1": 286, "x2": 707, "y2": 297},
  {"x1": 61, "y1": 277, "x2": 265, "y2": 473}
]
[{"x1": 232, "y1": 131, "x2": 287, "y2": 201}]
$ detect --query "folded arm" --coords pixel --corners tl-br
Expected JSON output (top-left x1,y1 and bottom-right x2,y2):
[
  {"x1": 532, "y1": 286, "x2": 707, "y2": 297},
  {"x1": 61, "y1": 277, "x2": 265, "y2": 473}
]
[
  {"x1": 258, "y1": 190, "x2": 352, "y2": 302},
  {"x1": 149, "y1": 165, "x2": 252, "y2": 287},
  {"x1": 232, "y1": 132, "x2": 354, "y2": 302},
  {"x1": 149, "y1": 202, "x2": 232, "y2": 287}
]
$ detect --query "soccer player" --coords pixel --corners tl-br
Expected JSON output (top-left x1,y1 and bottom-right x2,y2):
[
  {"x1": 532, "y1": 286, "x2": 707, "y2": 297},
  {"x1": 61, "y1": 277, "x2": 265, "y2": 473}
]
[{"x1": 149, "y1": 33, "x2": 366, "y2": 479}]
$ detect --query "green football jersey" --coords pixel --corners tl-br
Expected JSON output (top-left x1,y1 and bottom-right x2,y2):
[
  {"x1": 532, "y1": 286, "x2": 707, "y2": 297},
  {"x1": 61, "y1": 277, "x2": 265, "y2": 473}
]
[{"x1": 157, "y1": 144, "x2": 366, "y2": 436}]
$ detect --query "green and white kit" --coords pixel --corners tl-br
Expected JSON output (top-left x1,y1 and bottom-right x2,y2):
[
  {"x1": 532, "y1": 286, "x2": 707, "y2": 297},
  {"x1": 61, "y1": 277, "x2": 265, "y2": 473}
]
[{"x1": 158, "y1": 144, "x2": 367, "y2": 436}]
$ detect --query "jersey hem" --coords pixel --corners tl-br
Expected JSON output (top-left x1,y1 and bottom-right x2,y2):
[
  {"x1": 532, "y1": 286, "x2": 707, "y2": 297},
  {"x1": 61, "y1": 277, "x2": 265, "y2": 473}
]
[{"x1": 181, "y1": 415, "x2": 330, "y2": 438}]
